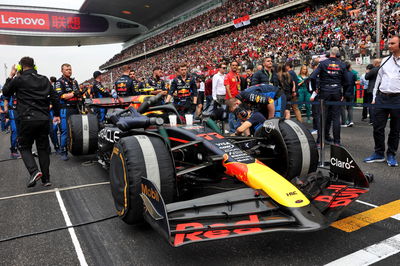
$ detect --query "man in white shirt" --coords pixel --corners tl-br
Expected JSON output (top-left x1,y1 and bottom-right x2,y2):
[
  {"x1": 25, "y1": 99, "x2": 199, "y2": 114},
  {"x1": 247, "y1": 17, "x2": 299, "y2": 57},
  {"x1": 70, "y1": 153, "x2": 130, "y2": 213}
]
[
  {"x1": 364, "y1": 36, "x2": 400, "y2": 167},
  {"x1": 212, "y1": 63, "x2": 227, "y2": 105}
]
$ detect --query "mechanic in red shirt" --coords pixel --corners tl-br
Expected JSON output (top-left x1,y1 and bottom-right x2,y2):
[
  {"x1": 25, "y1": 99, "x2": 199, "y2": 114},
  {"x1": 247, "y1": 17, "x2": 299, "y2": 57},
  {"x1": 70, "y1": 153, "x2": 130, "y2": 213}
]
[{"x1": 224, "y1": 61, "x2": 241, "y2": 100}]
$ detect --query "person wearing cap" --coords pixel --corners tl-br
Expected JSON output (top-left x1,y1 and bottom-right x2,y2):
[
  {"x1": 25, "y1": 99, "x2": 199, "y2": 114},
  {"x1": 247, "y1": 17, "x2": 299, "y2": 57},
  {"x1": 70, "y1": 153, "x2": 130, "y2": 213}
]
[{"x1": 91, "y1": 71, "x2": 110, "y2": 122}]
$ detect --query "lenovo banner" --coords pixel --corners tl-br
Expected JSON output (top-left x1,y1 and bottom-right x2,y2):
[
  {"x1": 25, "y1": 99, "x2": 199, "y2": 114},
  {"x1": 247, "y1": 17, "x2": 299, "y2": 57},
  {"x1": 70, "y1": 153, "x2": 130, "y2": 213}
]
[{"x1": 0, "y1": 9, "x2": 108, "y2": 32}]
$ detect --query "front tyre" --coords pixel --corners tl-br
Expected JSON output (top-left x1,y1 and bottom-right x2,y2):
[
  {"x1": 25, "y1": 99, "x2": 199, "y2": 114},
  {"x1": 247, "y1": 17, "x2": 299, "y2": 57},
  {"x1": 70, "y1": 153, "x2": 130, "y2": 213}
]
[{"x1": 109, "y1": 135, "x2": 175, "y2": 224}]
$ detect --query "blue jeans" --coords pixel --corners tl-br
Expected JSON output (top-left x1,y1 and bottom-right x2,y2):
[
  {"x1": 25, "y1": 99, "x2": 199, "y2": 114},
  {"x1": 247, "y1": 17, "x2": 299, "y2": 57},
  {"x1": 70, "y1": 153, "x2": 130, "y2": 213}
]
[
  {"x1": 49, "y1": 110, "x2": 60, "y2": 150},
  {"x1": 229, "y1": 113, "x2": 241, "y2": 133},
  {"x1": 8, "y1": 110, "x2": 18, "y2": 152}
]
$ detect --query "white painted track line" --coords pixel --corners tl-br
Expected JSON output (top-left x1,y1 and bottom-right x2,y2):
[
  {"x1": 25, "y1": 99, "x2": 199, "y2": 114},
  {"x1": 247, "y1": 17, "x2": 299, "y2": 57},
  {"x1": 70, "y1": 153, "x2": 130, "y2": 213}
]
[
  {"x1": 0, "y1": 182, "x2": 110, "y2": 201},
  {"x1": 55, "y1": 189, "x2": 88, "y2": 266},
  {"x1": 325, "y1": 233, "x2": 400, "y2": 266}
]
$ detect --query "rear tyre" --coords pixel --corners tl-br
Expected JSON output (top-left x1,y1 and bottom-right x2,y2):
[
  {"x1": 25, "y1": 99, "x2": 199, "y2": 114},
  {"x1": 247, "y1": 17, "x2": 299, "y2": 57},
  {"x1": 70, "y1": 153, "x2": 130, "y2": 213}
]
[
  {"x1": 68, "y1": 114, "x2": 99, "y2": 155},
  {"x1": 110, "y1": 135, "x2": 175, "y2": 224}
]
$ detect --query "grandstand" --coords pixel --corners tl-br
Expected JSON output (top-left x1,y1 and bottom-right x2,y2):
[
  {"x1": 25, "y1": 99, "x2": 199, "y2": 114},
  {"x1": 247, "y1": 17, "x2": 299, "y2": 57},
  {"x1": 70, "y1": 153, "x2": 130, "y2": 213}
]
[{"x1": 98, "y1": 0, "x2": 399, "y2": 87}]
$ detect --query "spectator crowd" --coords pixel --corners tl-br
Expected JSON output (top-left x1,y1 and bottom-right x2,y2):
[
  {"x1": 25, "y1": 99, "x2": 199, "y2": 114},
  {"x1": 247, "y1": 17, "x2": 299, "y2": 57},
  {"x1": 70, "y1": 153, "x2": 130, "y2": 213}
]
[
  {"x1": 98, "y1": 0, "x2": 399, "y2": 86},
  {"x1": 101, "y1": 0, "x2": 290, "y2": 68}
]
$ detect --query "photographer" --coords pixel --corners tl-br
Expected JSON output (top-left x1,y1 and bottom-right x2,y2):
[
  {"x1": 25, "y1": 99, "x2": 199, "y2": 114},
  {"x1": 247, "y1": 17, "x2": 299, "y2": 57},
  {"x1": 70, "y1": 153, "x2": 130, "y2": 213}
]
[{"x1": 2, "y1": 57, "x2": 60, "y2": 187}]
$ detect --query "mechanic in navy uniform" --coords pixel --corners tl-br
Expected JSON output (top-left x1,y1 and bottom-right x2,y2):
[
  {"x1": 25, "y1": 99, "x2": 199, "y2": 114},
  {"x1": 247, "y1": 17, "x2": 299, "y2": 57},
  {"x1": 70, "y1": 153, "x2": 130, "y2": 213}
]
[
  {"x1": 364, "y1": 35, "x2": 400, "y2": 167},
  {"x1": 91, "y1": 71, "x2": 110, "y2": 122},
  {"x1": 165, "y1": 63, "x2": 198, "y2": 116},
  {"x1": 227, "y1": 97, "x2": 266, "y2": 136},
  {"x1": 235, "y1": 84, "x2": 281, "y2": 120},
  {"x1": 128, "y1": 69, "x2": 144, "y2": 95},
  {"x1": 114, "y1": 65, "x2": 135, "y2": 97},
  {"x1": 3, "y1": 95, "x2": 19, "y2": 158},
  {"x1": 146, "y1": 66, "x2": 167, "y2": 96},
  {"x1": 55, "y1": 63, "x2": 80, "y2": 161},
  {"x1": 3, "y1": 57, "x2": 60, "y2": 187},
  {"x1": 310, "y1": 47, "x2": 349, "y2": 146}
]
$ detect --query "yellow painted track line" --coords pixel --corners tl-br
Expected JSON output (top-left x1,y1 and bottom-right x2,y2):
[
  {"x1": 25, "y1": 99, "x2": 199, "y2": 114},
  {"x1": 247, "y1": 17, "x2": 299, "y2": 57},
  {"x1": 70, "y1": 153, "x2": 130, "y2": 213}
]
[{"x1": 331, "y1": 199, "x2": 400, "y2": 232}]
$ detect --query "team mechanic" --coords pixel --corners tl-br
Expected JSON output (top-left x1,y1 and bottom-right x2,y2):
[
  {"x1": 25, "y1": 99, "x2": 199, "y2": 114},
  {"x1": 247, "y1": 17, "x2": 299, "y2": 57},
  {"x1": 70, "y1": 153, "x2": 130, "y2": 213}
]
[
  {"x1": 55, "y1": 63, "x2": 80, "y2": 161},
  {"x1": 3, "y1": 96, "x2": 19, "y2": 158},
  {"x1": 236, "y1": 83, "x2": 284, "y2": 119},
  {"x1": 91, "y1": 71, "x2": 110, "y2": 123},
  {"x1": 3, "y1": 57, "x2": 60, "y2": 187},
  {"x1": 165, "y1": 63, "x2": 198, "y2": 116},
  {"x1": 113, "y1": 65, "x2": 135, "y2": 98},
  {"x1": 146, "y1": 66, "x2": 167, "y2": 95},
  {"x1": 310, "y1": 47, "x2": 349, "y2": 146}
]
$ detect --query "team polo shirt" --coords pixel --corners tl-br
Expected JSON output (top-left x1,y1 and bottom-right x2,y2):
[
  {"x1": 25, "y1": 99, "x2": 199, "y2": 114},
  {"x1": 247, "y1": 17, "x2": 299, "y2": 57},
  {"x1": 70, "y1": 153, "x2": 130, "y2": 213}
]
[{"x1": 224, "y1": 71, "x2": 240, "y2": 99}]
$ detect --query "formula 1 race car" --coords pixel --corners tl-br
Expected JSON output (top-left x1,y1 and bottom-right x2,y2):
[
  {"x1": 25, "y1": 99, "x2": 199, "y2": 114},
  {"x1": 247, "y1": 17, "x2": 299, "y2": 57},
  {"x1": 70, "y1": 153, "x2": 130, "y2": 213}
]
[{"x1": 69, "y1": 94, "x2": 371, "y2": 247}]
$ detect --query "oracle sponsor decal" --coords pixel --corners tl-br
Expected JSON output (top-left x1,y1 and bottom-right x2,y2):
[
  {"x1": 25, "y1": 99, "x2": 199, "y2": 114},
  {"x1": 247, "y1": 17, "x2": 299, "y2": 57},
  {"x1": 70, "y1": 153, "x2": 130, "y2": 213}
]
[{"x1": 0, "y1": 9, "x2": 108, "y2": 32}]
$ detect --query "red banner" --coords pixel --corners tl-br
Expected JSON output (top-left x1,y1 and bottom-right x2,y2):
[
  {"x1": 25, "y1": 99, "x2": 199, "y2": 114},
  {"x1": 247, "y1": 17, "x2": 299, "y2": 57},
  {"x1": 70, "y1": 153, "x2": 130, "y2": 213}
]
[
  {"x1": 233, "y1": 15, "x2": 250, "y2": 28},
  {"x1": 0, "y1": 11, "x2": 50, "y2": 30},
  {"x1": 0, "y1": 9, "x2": 108, "y2": 32}
]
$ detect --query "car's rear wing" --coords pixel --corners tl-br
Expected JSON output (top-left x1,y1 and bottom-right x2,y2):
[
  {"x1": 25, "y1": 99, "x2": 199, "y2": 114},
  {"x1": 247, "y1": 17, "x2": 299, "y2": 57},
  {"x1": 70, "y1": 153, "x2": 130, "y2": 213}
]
[{"x1": 84, "y1": 96, "x2": 149, "y2": 108}]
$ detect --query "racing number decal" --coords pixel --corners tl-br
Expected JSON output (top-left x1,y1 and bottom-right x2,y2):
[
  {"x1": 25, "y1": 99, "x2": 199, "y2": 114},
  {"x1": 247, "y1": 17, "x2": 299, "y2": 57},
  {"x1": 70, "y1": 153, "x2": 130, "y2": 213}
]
[
  {"x1": 314, "y1": 185, "x2": 367, "y2": 208},
  {"x1": 197, "y1": 132, "x2": 224, "y2": 141}
]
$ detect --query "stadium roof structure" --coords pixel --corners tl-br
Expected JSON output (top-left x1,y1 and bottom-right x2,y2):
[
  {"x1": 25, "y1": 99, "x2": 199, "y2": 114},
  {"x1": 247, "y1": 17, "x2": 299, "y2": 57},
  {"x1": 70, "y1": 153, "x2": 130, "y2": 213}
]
[
  {"x1": 80, "y1": 0, "x2": 209, "y2": 31},
  {"x1": 0, "y1": 0, "x2": 209, "y2": 46}
]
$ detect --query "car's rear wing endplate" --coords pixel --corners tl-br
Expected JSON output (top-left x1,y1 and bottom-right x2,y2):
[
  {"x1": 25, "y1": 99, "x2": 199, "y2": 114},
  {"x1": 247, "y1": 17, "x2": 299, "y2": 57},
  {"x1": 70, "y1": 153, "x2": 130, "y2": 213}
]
[{"x1": 329, "y1": 145, "x2": 369, "y2": 188}]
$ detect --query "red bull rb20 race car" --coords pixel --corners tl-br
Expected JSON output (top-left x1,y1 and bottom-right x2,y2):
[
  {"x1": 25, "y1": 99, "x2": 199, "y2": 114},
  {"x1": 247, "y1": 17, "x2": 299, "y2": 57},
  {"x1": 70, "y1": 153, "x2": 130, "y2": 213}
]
[{"x1": 69, "y1": 94, "x2": 371, "y2": 247}]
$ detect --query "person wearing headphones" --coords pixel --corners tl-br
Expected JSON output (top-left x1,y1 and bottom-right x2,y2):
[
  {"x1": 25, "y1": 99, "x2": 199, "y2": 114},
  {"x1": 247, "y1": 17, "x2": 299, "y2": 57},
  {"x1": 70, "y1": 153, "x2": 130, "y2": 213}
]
[
  {"x1": 3, "y1": 57, "x2": 60, "y2": 187},
  {"x1": 364, "y1": 35, "x2": 400, "y2": 167},
  {"x1": 227, "y1": 97, "x2": 266, "y2": 136}
]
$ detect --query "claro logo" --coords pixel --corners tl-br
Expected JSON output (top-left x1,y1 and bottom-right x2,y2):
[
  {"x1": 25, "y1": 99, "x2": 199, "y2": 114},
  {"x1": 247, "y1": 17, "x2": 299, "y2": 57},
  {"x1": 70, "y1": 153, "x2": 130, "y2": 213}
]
[
  {"x1": 0, "y1": 11, "x2": 49, "y2": 30},
  {"x1": 331, "y1": 157, "x2": 355, "y2": 170}
]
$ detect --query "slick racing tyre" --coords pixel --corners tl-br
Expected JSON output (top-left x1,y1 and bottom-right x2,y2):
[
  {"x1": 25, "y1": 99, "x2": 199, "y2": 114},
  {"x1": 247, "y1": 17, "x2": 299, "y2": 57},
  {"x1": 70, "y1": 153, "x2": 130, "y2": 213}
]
[
  {"x1": 110, "y1": 135, "x2": 176, "y2": 225},
  {"x1": 255, "y1": 119, "x2": 318, "y2": 180},
  {"x1": 68, "y1": 114, "x2": 99, "y2": 156}
]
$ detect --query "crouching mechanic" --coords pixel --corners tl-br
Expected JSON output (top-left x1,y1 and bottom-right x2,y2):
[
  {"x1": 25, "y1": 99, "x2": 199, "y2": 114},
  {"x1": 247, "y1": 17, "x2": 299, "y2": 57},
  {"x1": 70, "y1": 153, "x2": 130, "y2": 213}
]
[
  {"x1": 55, "y1": 63, "x2": 80, "y2": 161},
  {"x1": 91, "y1": 71, "x2": 110, "y2": 122},
  {"x1": 237, "y1": 83, "x2": 283, "y2": 119},
  {"x1": 227, "y1": 98, "x2": 267, "y2": 136},
  {"x1": 3, "y1": 57, "x2": 60, "y2": 187}
]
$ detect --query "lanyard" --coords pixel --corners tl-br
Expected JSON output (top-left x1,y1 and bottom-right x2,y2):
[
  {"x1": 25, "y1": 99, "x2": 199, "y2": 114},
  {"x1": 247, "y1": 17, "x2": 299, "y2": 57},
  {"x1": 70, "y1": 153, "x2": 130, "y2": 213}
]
[{"x1": 263, "y1": 69, "x2": 272, "y2": 83}]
